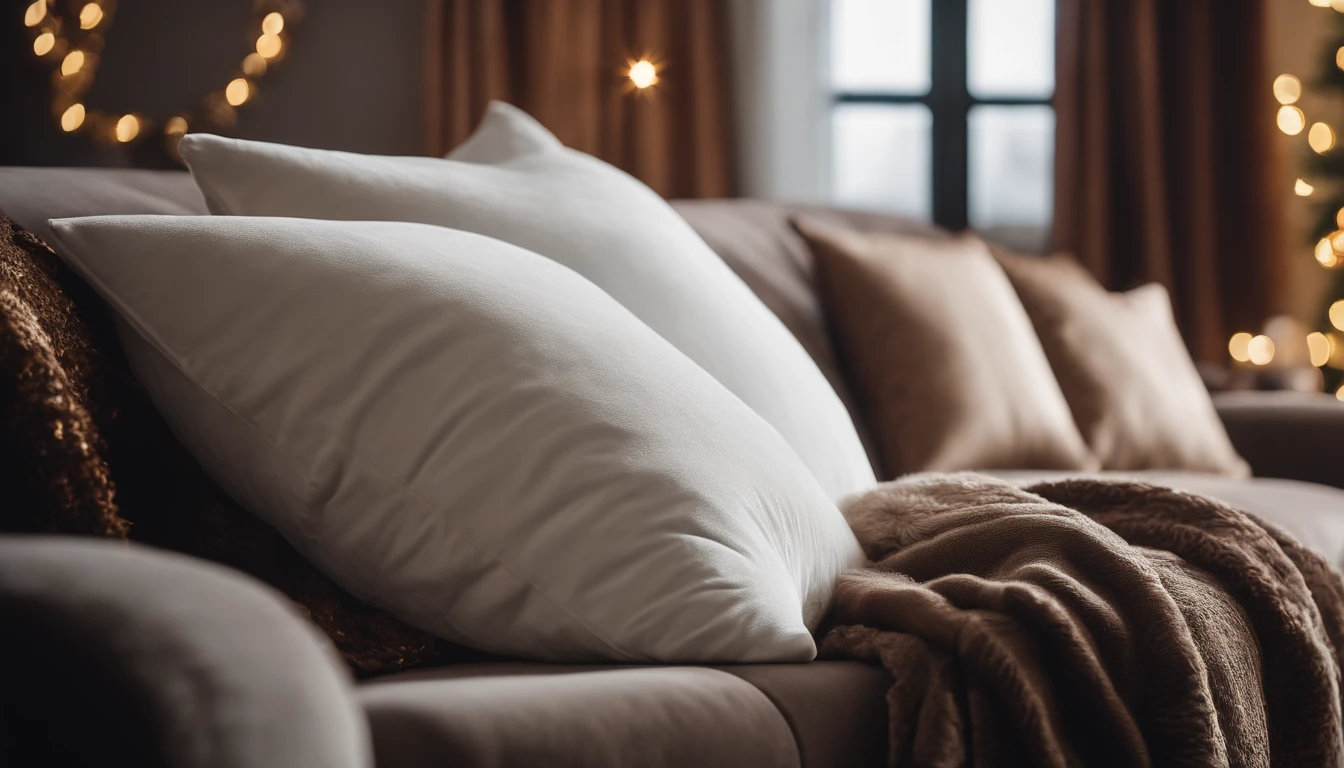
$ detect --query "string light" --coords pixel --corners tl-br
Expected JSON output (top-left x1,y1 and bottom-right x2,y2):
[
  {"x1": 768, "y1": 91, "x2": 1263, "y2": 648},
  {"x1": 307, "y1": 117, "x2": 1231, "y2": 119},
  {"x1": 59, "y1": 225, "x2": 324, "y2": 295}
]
[
  {"x1": 1228, "y1": 332, "x2": 1254, "y2": 363},
  {"x1": 1332, "y1": 299, "x2": 1344, "y2": 332},
  {"x1": 1334, "y1": 0, "x2": 1344, "y2": 12},
  {"x1": 261, "y1": 11, "x2": 284, "y2": 35},
  {"x1": 60, "y1": 103, "x2": 84, "y2": 132},
  {"x1": 256, "y1": 33, "x2": 282, "y2": 59},
  {"x1": 1309, "y1": 332, "x2": 1333, "y2": 367},
  {"x1": 1247, "y1": 335, "x2": 1276, "y2": 366},
  {"x1": 1319, "y1": 237, "x2": 1340, "y2": 267},
  {"x1": 78, "y1": 2, "x2": 102, "y2": 29},
  {"x1": 33, "y1": 31, "x2": 54, "y2": 56},
  {"x1": 1310, "y1": 122, "x2": 1336, "y2": 154},
  {"x1": 1296, "y1": 178, "x2": 1315, "y2": 196},
  {"x1": 1338, "y1": 383, "x2": 1344, "y2": 401},
  {"x1": 164, "y1": 115, "x2": 187, "y2": 135},
  {"x1": 1279, "y1": 106, "x2": 1307, "y2": 135},
  {"x1": 114, "y1": 114, "x2": 139, "y2": 142},
  {"x1": 1274, "y1": 74, "x2": 1302, "y2": 105},
  {"x1": 225, "y1": 78, "x2": 250, "y2": 106},
  {"x1": 60, "y1": 50, "x2": 84, "y2": 76},
  {"x1": 628, "y1": 60, "x2": 658, "y2": 89},
  {"x1": 24, "y1": 0, "x2": 45, "y2": 26},
  {"x1": 241, "y1": 53, "x2": 267, "y2": 77}
]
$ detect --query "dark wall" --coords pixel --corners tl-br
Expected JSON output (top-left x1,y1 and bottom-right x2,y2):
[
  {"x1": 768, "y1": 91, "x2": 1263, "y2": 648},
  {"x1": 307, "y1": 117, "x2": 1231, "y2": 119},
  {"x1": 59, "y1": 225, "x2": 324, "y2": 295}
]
[{"x1": 1, "y1": 0, "x2": 427, "y2": 167}]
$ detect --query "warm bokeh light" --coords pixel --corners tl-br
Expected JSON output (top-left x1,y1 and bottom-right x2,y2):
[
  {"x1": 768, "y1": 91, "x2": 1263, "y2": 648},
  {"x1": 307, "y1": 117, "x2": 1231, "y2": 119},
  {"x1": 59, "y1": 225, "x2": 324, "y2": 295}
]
[
  {"x1": 164, "y1": 115, "x2": 188, "y2": 135},
  {"x1": 1338, "y1": 383, "x2": 1344, "y2": 401},
  {"x1": 225, "y1": 78, "x2": 251, "y2": 106},
  {"x1": 261, "y1": 11, "x2": 284, "y2": 35},
  {"x1": 114, "y1": 114, "x2": 139, "y2": 143},
  {"x1": 1338, "y1": 47, "x2": 1344, "y2": 72},
  {"x1": 1334, "y1": 0, "x2": 1344, "y2": 11},
  {"x1": 628, "y1": 60, "x2": 658, "y2": 89},
  {"x1": 1311, "y1": 0, "x2": 1332, "y2": 6},
  {"x1": 1247, "y1": 335, "x2": 1276, "y2": 366},
  {"x1": 1319, "y1": 237, "x2": 1340, "y2": 267},
  {"x1": 1332, "y1": 299, "x2": 1344, "y2": 332},
  {"x1": 1296, "y1": 178, "x2": 1316, "y2": 196},
  {"x1": 79, "y1": 2, "x2": 103, "y2": 29},
  {"x1": 241, "y1": 52, "x2": 267, "y2": 77},
  {"x1": 1279, "y1": 105, "x2": 1306, "y2": 135},
  {"x1": 1228, "y1": 332, "x2": 1253, "y2": 363},
  {"x1": 60, "y1": 103, "x2": 85, "y2": 132},
  {"x1": 1309, "y1": 332, "x2": 1333, "y2": 367},
  {"x1": 1274, "y1": 74, "x2": 1302, "y2": 105},
  {"x1": 1311, "y1": 122, "x2": 1337, "y2": 154},
  {"x1": 61, "y1": 50, "x2": 85, "y2": 76},
  {"x1": 256, "y1": 33, "x2": 282, "y2": 59},
  {"x1": 33, "y1": 31, "x2": 55, "y2": 56},
  {"x1": 24, "y1": 0, "x2": 46, "y2": 26}
]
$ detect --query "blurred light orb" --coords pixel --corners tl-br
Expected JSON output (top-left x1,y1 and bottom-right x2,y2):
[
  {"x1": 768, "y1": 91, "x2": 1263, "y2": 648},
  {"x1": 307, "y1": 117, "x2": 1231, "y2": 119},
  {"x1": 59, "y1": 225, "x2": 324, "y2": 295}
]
[
  {"x1": 1332, "y1": 299, "x2": 1344, "y2": 332},
  {"x1": 1279, "y1": 106, "x2": 1306, "y2": 136},
  {"x1": 61, "y1": 50, "x2": 84, "y2": 76},
  {"x1": 1338, "y1": 383, "x2": 1344, "y2": 402},
  {"x1": 24, "y1": 0, "x2": 46, "y2": 27},
  {"x1": 1311, "y1": 122, "x2": 1337, "y2": 154},
  {"x1": 1247, "y1": 335, "x2": 1275, "y2": 366},
  {"x1": 241, "y1": 52, "x2": 267, "y2": 77},
  {"x1": 261, "y1": 12, "x2": 284, "y2": 35},
  {"x1": 1311, "y1": 0, "x2": 1332, "y2": 6},
  {"x1": 1334, "y1": 0, "x2": 1344, "y2": 11},
  {"x1": 1295, "y1": 178, "x2": 1315, "y2": 196},
  {"x1": 1318, "y1": 237, "x2": 1340, "y2": 267},
  {"x1": 256, "y1": 33, "x2": 282, "y2": 59},
  {"x1": 79, "y1": 2, "x2": 102, "y2": 29},
  {"x1": 60, "y1": 103, "x2": 85, "y2": 132},
  {"x1": 164, "y1": 116, "x2": 188, "y2": 135},
  {"x1": 1273, "y1": 74, "x2": 1302, "y2": 105},
  {"x1": 114, "y1": 114, "x2": 139, "y2": 143},
  {"x1": 628, "y1": 60, "x2": 658, "y2": 89},
  {"x1": 1228, "y1": 332, "x2": 1253, "y2": 363},
  {"x1": 1309, "y1": 332, "x2": 1333, "y2": 367},
  {"x1": 33, "y1": 32, "x2": 55, "y2": 56},
  {"x1": 225, "y1": 78, "x2": 251, "y2": 106}
]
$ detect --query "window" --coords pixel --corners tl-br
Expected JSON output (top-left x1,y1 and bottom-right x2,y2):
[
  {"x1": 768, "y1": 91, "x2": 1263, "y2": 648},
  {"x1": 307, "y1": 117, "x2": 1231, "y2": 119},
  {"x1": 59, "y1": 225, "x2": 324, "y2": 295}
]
[{"x1": 830, "y1": 0, "x2": 1056, "y2": 252}]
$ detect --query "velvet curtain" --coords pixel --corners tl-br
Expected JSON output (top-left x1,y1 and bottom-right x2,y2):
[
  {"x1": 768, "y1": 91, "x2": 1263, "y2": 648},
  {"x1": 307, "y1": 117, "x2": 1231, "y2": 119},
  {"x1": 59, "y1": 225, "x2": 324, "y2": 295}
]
[
  {"x1": 422, "y1": 0, "x2": 734, "y2": 199},
  {"x1": 1052, "y1": 0, "x2": 1285, "y2": 361}
]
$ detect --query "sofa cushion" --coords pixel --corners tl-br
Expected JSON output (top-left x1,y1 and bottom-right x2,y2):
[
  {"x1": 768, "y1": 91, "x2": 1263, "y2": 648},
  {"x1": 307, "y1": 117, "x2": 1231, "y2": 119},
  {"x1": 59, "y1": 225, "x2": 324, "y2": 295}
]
[
  {"x1": 990, "y1": 470, "x2": 1344, "y2": 571},
  {"x1": 359, "y1": 664, "x2": 801, "y2": 768},
  {"x1": 0, "y1": 167, "x2": 205, "y2": 242}
]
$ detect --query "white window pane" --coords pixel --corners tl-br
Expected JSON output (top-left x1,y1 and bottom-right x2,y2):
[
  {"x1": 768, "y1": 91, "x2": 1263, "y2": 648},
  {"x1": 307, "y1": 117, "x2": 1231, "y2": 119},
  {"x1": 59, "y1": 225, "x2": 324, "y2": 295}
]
[
  {"x1": 969, "y1": 105, "x2": 1054, "y2": 251},
  {"x1": 968, "y1": 0, "x2": 1055, "y2": 98},
  {"x1": 832, "y1": 104, "x2": 932, "y2": 220},
  {"x1": 831, "y1": 0, "x2": 930, "y2": 93}
]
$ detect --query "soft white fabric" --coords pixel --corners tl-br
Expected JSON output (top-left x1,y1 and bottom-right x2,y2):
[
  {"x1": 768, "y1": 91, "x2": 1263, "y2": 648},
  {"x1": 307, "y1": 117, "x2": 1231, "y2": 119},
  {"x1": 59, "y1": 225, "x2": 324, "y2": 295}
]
[
  {"x1": 178, "y1": 102, "x2": 875, "y2": 502},
  {"x1": 47, "y1": 215, "x2": 864, "y2": 663}
]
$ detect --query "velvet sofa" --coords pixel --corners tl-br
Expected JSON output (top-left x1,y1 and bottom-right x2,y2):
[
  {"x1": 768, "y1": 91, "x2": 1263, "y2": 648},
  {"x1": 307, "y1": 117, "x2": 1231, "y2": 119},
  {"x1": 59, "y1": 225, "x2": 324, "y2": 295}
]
[{"x1": 2, "y1": 167, "x2": 1343, "y2": 768}]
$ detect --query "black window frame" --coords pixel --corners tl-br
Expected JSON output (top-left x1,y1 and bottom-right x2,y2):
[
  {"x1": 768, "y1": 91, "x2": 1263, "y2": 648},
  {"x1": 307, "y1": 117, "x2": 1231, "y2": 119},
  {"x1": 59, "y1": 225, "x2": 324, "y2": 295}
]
[{"x1": 833, "y1": 0, "x2": 1054, "y2": 232}]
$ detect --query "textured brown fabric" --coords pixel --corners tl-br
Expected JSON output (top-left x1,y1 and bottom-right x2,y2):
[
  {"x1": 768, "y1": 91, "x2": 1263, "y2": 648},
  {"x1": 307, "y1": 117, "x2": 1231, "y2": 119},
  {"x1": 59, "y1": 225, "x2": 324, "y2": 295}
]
[
  {"x1": 995, "y1": 249, "x2": 1248, "y2": 476},
  {"x1": 821, "y1": 473, "x2": 1344, "y2": 767},
  {"x1": 423, "y1": 0, "x2": 734, "y2": 198},
  {"x1": 793, "y1": 217, "x2": 1095, "y2": 479},
  {"x1": 0, "y1": 214, "x2": 457, "y2": 677},
  {"x1": 1052, "y1": 0, "x2": 1285, "y2": 362}
]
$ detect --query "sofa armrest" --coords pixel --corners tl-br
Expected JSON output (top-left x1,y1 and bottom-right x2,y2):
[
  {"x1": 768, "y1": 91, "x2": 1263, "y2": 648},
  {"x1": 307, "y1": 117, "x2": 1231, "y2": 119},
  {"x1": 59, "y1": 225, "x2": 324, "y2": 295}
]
[
  {"x1": 0, "y1": 536, "x2": 370, "y2": 768},
  {"x1": 1213, "y1": 391, "x2": 1344, "y2": 489}
]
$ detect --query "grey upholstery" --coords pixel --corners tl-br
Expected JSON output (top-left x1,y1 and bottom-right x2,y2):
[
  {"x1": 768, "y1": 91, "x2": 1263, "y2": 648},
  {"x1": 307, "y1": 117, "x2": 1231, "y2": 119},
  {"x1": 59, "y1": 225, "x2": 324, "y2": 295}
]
[
  {"x1": 0, "y1": 167, "x2": 206, "y2": 242},
  {"x1": 0, "y1": 537, "x2": 370, "y2": 768}
]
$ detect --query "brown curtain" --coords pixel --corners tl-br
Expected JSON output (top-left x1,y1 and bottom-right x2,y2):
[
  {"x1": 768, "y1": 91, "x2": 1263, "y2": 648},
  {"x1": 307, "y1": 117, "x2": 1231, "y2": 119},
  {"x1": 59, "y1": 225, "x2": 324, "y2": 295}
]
[
  {"x1": 422, "y1": 0, "x2": 734, "y2": 199},
  {"x1": 1052, "y1": 0, "x2": 1285, "y2": 361}
]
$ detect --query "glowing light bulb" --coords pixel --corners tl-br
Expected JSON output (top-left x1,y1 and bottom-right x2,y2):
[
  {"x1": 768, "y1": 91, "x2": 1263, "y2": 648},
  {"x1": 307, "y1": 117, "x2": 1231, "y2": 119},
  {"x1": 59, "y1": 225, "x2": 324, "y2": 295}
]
[
  {"x1": 1228, "y1": 332, "x2": 1253, "y2": 363},
  {"x1": 1296, "y1": 178, "x2": 1315, "y2": 196},
  {"x1": 1332, "y1": 299, "x2": 1344, "y2": 332},
  {"x1": 1311, "y1": 0, "x2": 1332, "y2": 6},
  {"x1": 261, "y1": 12, "x2": 284, "y2": 35},
  {"x1": 1318, "y1": 237, "x2": 1339, "y2": 267},
  {"x1": 24, "y1": 0, "x2": 46, "y2": 27},
  {"x1": 1311, "y1": 123, "x2": 1337, "y2": 154},
  {"x1": 1247, "y1": 335, "x2": 1275, "y2": 366},
  {"x1": 114, "y1": 114, "x2": 139, "y2": 143},
  {"x1": 1309, "y1": 332, "x2": 1332, "y2": 367},
  {"x1": 61, "y1": 50, "x2": 84, "y2": 76},
  {"x1": 1279, "y1": 106, "x2": 1306, "y2": 135},
  {"x1": 256, "y1": 33, "x2": 282, "y2": 59},
  {"x1": 628, "y1": 60, "x2": 658, "y2": 89},
  {"x1": 79, "y1": 2, "x2": 102, "y2": 29},
  {"x1": 60, "y1": 103, "x2": 85, "y2": 132},
  {"x1": 225, "y1": 78, "x2": 250, "y2": 106},
  {"x1": 1273, "y1": 74, "x2": 1302, "y2": 105},
  {"x1": 241, "y1": 52, "x2": 267, "y2": 77},
  {"x1": 1337, "y1": 383, "x2": 1344, "y2": 402},
  {"x1": 164, "y1": 116, "x2": 187, "y2": 135},
  {"x1": 33, "y1": 31, "x2": 55, "y2": 56}
]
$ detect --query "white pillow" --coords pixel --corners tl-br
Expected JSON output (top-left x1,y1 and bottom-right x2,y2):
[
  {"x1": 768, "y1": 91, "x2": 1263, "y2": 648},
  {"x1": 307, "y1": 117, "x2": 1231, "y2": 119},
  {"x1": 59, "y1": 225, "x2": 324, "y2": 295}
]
[
  {"x1": 47, "y1": 215, "x2": 864, "y2": 663},
  {"x1": 179, "y1": 103, "x2": 876, "y2": 502}
]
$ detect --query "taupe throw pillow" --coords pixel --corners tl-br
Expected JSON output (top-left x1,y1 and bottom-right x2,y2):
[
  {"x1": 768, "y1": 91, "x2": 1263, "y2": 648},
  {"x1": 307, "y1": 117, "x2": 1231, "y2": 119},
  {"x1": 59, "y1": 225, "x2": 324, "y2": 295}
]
[
  {"x1": 994, "y1": 249, "x2": 1249, "y2": 476},
  {"x1": 793, "y1": 217, "x2": 1096, "y2": 478}
]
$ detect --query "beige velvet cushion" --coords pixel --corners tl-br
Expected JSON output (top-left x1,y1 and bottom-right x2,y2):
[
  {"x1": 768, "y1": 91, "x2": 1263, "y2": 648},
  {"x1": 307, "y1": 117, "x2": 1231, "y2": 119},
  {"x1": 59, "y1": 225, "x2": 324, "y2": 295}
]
[
  {"x1": 793, "y1": 217, "x2": 1096, "y2": 478},
  {"x1": 994, "y1": 250, "x2": 1249, "y2": 476}
]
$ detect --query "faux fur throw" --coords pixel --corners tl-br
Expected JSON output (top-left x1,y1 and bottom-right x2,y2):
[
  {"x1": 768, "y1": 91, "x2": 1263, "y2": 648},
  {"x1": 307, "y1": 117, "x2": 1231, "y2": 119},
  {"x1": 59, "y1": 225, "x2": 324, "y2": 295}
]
[{"x1": 821, "y1": 474, "x2": 1344, "y2": 767}]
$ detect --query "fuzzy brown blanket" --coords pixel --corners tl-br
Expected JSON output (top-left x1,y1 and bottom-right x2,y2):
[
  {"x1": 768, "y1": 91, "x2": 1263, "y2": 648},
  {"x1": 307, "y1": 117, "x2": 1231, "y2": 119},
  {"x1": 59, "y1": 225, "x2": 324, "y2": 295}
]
[{"x1": 820, "y1": 474, "x2": 1344, "y2": 767}]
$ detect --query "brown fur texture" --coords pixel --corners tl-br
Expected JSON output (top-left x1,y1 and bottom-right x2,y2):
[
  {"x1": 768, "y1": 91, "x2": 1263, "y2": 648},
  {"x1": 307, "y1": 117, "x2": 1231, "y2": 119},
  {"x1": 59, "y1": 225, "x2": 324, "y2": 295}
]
[
  {"x1": 821, "y1": 473, "x2": 1344, "y2": 767},
  {"x1": 0, "y1": 214, "x2": 465, "y2": 676}
]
